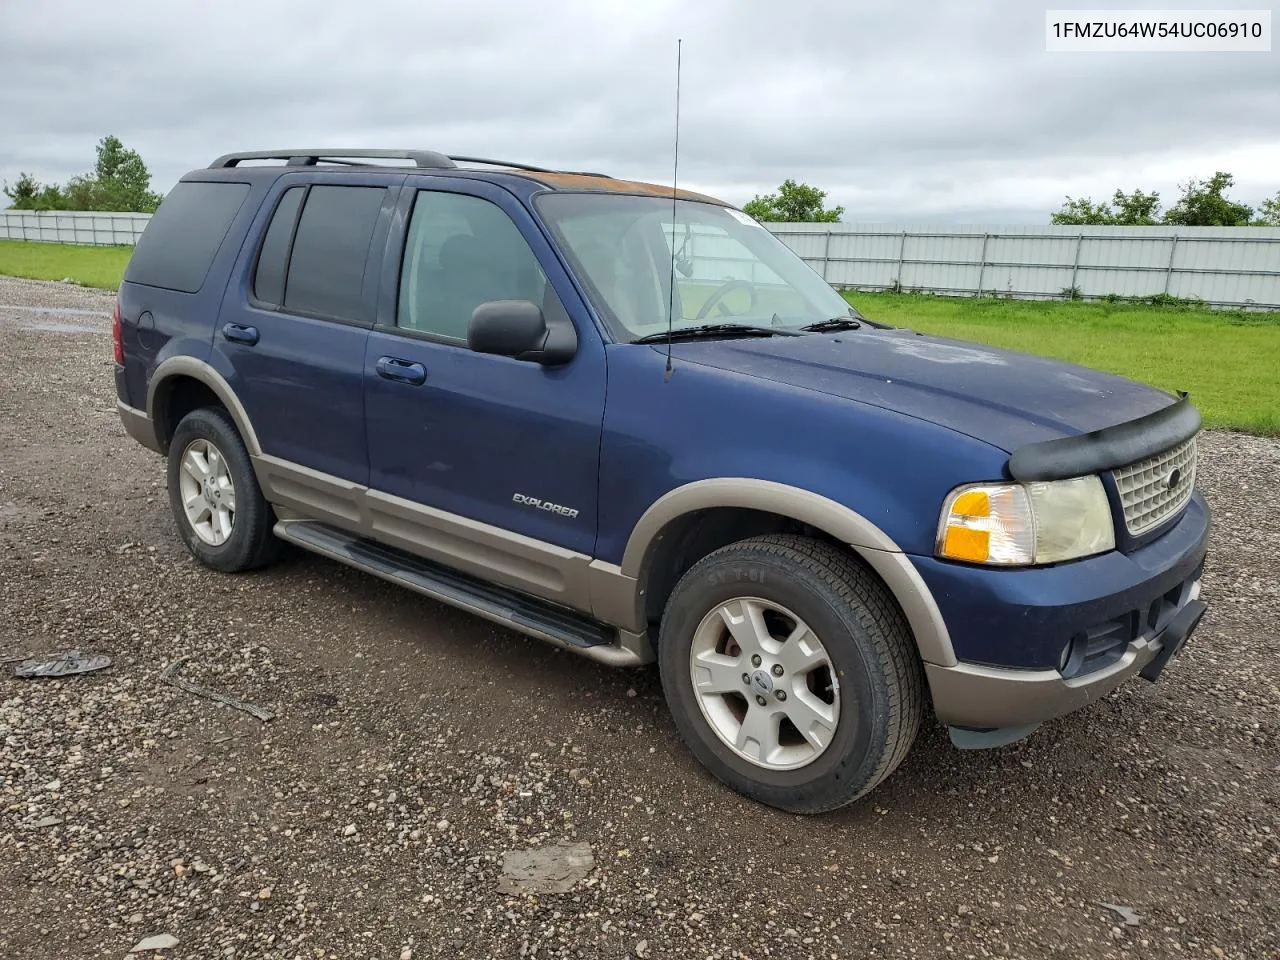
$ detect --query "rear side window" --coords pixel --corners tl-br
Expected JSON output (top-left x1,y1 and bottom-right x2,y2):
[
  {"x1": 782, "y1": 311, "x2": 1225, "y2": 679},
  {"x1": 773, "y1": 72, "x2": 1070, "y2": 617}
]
[
  {"x1": 252, "y1": 187, "x2": 305, "y2": 305},
  {"x1": 124, "y1": 181, "x2": 250, "y2": 293},
  {"x1": 283, "y1": 185, "x2": 385, "y2": 322}
]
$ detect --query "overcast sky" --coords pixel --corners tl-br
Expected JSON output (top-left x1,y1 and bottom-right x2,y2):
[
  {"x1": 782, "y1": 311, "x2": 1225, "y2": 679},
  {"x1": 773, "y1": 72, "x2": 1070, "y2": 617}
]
[{"x1": 3, "y1": 0, "x2": 1278, "y2": 222}]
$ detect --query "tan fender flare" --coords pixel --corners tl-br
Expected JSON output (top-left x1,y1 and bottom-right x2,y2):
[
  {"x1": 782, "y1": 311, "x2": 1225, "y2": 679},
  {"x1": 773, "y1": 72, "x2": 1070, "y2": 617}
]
[
  {"x1": 147, "y1": 356, "x2": 263, "y2": 457},
  {"x1": 617, "y1": 478, "x2": 957, "y2": 667}
]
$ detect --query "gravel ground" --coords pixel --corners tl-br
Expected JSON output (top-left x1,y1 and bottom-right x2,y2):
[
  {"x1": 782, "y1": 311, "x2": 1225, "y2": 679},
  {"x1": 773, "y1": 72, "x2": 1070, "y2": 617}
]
[{"x1": 0, "y1": 274, "x2": 1276, "y2": 960}]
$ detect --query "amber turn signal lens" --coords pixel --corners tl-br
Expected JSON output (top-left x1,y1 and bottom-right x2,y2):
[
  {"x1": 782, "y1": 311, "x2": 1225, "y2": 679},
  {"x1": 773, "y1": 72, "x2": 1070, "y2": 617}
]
[{"x1": 936, "y1": 476, "x2": 1115, "y2": 566}]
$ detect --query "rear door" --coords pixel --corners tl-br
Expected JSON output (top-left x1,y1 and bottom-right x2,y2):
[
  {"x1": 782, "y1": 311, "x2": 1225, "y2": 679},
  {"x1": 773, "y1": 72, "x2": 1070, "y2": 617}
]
[{"x1": 216, "y1": 174, "x2": 402, "y2": 485}]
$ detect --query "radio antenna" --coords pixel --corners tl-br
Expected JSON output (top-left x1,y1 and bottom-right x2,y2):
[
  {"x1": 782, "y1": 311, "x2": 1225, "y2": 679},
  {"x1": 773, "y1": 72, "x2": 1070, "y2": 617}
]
[{"x1": 664, "y1": 38, "x2": 682, "y2": 383}]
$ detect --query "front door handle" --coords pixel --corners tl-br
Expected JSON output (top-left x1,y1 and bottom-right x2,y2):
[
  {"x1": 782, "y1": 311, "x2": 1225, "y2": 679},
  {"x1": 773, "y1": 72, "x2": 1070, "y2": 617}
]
[
  {"x1": 375, "y1": 356, "x2": 427, "y2": 386},
  {"x1": 222, "y1": 323, "x2": 259, "y2": 346}
]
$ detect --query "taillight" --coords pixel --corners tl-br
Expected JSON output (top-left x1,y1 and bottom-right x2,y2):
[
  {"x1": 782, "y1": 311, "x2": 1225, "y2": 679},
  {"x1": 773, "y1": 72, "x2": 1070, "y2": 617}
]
[{"x1": 112, "y1": 300, "x2": 124, "y2": 365}]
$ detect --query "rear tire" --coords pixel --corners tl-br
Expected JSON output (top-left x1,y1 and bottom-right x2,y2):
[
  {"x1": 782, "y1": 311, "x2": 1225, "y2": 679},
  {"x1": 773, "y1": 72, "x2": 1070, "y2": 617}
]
[
  {"x1": 658, "y1": 534, "x2": 923, "y2": 813},
  {"x1": 167, "y1": 407, "x2": 280, "y2": 573}
]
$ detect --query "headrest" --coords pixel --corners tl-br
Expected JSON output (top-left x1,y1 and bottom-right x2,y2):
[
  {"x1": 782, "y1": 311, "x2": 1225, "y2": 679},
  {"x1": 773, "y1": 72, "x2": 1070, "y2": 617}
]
[{"x1": 439, "y1": 233, "x2": 488, "y2": 273}]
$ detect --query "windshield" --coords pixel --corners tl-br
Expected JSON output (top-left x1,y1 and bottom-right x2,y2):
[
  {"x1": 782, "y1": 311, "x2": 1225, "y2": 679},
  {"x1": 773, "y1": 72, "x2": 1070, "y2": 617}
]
[{"x1": 536, "y1": 193, "x2": 855, "y2": 340}]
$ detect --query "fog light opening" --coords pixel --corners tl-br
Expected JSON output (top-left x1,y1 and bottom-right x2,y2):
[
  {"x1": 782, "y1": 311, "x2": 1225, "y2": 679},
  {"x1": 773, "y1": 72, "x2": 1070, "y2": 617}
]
[{"x1": 1059, "y1": 633, "x2": 1085, "y2": 676}]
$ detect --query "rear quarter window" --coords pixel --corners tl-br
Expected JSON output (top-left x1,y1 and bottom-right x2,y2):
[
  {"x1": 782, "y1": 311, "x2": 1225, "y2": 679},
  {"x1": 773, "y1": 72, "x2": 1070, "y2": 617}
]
[
  {"x1": 124, "y1": 181, "x2": 251, "y2": 293},
  {"x1": 252, "y1": 186, "x2": 306, "y2": 305}
]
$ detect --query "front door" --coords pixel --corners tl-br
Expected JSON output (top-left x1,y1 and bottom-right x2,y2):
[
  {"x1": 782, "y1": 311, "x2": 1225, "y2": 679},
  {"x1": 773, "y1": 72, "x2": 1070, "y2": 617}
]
[{"x1": 363, "y1": 178, "x2": 606, "y2": 567}]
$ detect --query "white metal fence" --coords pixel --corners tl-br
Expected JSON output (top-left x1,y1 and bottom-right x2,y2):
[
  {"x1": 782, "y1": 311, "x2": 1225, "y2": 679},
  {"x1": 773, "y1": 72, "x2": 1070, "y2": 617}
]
[
  {"x1": 0, "y1": 210, "x2": 150, "y2": 246},
  {"x1": 4, "y1": 209, "x2": 1279, "y2": 309},
  {"x1": 766, "y1": 223, "x2": 1280, "y2": 310}
]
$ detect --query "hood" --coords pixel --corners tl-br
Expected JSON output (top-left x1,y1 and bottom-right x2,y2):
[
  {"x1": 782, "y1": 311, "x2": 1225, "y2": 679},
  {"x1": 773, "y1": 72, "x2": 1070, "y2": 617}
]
[{"x1": 670, "y1": 328, "x2": 1178, "y2": 452}]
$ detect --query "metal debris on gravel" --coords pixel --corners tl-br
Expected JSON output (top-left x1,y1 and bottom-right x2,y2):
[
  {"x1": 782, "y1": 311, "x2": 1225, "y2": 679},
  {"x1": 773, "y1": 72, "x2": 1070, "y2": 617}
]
[
  {"x1": 11, "y1": 650, "x2": 112, "y2": 678},
  {"x1": 160, "y1": 656, "x2": 276, "y2": 722}
]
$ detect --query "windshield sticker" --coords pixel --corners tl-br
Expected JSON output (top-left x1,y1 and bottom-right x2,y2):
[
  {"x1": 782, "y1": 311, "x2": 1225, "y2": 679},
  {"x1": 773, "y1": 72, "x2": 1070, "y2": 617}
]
[{"x1": 726, "y1": 209, "x2": 767, "y2": 229}]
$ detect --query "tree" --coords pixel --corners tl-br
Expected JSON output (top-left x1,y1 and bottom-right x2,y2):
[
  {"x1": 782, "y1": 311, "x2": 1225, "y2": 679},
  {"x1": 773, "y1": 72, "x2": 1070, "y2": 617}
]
[
  {"x1": 63, "y1": 136, "x2": 163, "y2": 213},
  {"x1": 1251, "y1": 190, "x2": 1280, "y2": 227},
  {"x1": 1051, "y1": 188, "x2": 1161, "y2": 225},
  {"x1": 743, "y1": 179, "x2": 844, "y2": 222},
  {"x1": 2, "y1": 136, "x2": 161, "y2": 213},
  {"x1": 2, "y1": 172, "x2": 66, "y2": 211},
  {"x1": 1051, "y1": 196, "x2": 1115, "y2": 225},
  {"x1": 1050, "y1": 173, "x2": 1272, "y2": 227},
  {"x1": 3, "y1": 172, "x2": 41, "y2": 209},
  {"x1": 1111, "y1": 188, "x2": 1162, "y2": 225},
  {"x1": 1163, "y1": 172, "x2": 1253, "y2": 227}
]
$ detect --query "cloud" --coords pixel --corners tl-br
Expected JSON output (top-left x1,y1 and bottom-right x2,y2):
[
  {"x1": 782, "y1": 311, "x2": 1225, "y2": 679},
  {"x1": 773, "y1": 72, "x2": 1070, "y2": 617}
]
[{"x1": 3, "y1": 0, "x2": 1277, "y2": 221}]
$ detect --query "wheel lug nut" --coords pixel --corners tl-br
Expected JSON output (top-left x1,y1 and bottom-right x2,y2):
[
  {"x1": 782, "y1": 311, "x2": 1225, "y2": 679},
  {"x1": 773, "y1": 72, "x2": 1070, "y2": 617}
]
[
  {"x1": 755, "y1": 695, "x2": 767, "y2": 707},
  {"x1": 751, "y1": 654, "x2": 762, "y2": 667},
  {"x1": 771, "y1": 664, "x2": 783, "y2": 676},
  {"x1": 742, "y1": 673, "x2": 751, "y2": 685},
  {"x1": 775, "y1": 690, "x2": 787, "y2": 701}
]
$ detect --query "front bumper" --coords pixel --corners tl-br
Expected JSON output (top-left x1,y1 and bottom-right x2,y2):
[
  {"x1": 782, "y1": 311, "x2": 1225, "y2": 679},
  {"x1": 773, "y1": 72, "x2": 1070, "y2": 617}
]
[
  {"x1": 925, "y1": 581, "x2": 1204, "y2": 730},
  {"x1": 917, "y1": 492, "x2": 1209, "y2": 733}
]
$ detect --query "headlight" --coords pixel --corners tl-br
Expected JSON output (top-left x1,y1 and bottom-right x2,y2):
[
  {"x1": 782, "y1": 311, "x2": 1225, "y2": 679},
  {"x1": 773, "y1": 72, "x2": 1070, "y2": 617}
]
[{"x1": 937, "y1": 476, "x2": 1115, "y2": 566}]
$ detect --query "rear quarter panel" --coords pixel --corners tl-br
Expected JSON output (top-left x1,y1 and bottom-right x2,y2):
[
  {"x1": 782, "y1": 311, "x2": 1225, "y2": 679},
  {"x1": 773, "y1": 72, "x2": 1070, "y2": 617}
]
[{"x1": 116, "y1": 179, "x2": 269, "y2": 409}]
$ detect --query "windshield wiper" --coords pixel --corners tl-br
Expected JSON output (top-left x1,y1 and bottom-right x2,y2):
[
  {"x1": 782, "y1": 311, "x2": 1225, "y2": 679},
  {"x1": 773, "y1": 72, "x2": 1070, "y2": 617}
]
[
  {"x1": 801, "y1": 316, "x2": 863, "y2": 332},
  {"x1": 631, "y1": 323, "x2": 803, "y2": 344}
]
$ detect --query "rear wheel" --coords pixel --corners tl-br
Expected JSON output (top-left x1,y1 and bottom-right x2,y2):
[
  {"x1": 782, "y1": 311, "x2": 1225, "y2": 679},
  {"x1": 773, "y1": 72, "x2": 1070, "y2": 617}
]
[
  {"x1": 658, "y1": 534, "x2": 923, "y2": 813},
  {"x1": 167, "y1": 407, "x2": 280, "y2": 573}
]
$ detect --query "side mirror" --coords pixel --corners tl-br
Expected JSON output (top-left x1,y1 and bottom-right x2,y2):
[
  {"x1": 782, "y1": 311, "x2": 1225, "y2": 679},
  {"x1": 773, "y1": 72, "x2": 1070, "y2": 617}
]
[{"x1": 468, "y1": 300, "x2": 575, "y2": 365}]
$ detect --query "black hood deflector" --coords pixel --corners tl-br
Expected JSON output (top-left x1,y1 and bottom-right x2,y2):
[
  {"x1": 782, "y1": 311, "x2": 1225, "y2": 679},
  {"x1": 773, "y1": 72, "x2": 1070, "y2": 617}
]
[{"x1": 1006, "y1": 394, "x2": 1201, "y2": 482}]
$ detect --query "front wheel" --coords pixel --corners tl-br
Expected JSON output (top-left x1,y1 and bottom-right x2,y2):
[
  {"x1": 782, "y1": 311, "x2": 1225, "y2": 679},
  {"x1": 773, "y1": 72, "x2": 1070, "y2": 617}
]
[{"x1": 658, "y1": 534, "x2": 923, "y2": 813}]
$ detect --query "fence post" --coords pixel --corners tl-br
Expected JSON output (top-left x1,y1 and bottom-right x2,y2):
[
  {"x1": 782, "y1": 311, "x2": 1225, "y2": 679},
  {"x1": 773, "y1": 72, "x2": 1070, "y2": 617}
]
[
  {"x1": 1070, "y1": 233, "x2": 1084, "y2": 296},
  {"x1": 821, "y1": 230, "x2": 833, "y2": 281},
  {"x1": 975, "y1": 233, "x2": 990, "y2": 296},
  {"x1": 895, "y1": 230, "x2": 907, "y2": 290},
  {"x1": 1163, "y1": 235, "x2": 1179, "y2": 295}
]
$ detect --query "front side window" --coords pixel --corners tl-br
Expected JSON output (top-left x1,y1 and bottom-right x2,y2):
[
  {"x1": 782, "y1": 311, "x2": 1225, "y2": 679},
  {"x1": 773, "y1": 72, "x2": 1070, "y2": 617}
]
[
  {"x1": 537, "y1": 193, "x2": 854, "y2": 339},
  {"x1": 398, "y1": 191, "x2": 550, "y2": 340}
]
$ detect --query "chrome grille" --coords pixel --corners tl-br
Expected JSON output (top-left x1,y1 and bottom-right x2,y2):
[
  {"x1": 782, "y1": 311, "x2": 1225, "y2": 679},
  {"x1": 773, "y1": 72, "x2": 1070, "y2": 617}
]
[{"x1": 1112, "y1": 436, "x2": 1197, "y2": 535}]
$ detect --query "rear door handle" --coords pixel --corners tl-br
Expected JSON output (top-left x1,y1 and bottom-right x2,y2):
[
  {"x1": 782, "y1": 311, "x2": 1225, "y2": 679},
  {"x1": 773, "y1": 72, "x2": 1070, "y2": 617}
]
[
  {"x1": 222, "y1": 323, "x2": 259, "y2": 346},
  {"x1": 376, "y1": 356, "x2": 427, "y2": 386}
]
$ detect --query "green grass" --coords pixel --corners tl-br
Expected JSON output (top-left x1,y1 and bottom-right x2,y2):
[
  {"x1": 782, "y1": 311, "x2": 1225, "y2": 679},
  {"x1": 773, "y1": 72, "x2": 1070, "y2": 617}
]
[
  {"x1": 844, "y1": 291, "x2": 1280, "y2": 436},
  {"x1": 0, "y1": 240, "x2": 1273, "y2": 434},
  {"x1": 0, "y1": 239, "x2": 133, "y2": 290}
]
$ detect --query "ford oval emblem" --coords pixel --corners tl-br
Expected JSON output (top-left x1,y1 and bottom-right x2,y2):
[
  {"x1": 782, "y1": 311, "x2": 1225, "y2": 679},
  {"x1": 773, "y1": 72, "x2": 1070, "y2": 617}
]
[{"x1": 1167, "y1": 468, "x2": 1181, "y2": 490}]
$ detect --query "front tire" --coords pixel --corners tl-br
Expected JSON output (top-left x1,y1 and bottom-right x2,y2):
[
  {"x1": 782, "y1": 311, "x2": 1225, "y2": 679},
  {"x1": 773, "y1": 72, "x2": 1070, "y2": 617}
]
[
  {"x1": 167, "y1": 407, "x2": 279, "y2": 573},
  {"x1": 658, "y1": 534, "x2": 923, "y2": 813}
]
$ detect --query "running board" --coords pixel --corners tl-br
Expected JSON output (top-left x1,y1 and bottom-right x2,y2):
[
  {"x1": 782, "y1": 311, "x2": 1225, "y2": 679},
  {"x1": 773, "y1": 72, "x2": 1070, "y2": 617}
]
[{"x1": 274, "y1": 521, "x2": 647, "y2": 666}]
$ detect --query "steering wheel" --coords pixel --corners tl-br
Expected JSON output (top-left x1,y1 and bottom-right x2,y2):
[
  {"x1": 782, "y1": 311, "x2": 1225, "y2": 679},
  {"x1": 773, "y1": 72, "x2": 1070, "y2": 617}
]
[{"x1": 694, "y1": 279, "x2": 759, "y2": 321}]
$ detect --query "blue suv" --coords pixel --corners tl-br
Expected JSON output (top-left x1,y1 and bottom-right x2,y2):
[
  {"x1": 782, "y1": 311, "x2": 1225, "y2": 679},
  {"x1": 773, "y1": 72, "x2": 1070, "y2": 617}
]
[{"x1": 114, "y1": 149, "x2": 1209, "y2": 813}]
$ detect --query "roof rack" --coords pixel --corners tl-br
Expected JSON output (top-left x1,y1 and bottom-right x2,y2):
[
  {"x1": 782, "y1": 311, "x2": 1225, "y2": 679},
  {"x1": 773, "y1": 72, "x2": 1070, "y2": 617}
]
[
  {"x1": 449, "y1": 156, "x2": 552, "y2": 173},
  {"x1": 207, "y1": 149, "x2": 613, "y2": 180},
  {"x1": 449, "y1": 156, "x2": 611, "y2": 178},
  {"x1": 208, "y1": 149, "x2": 458, "y2": 170}
]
